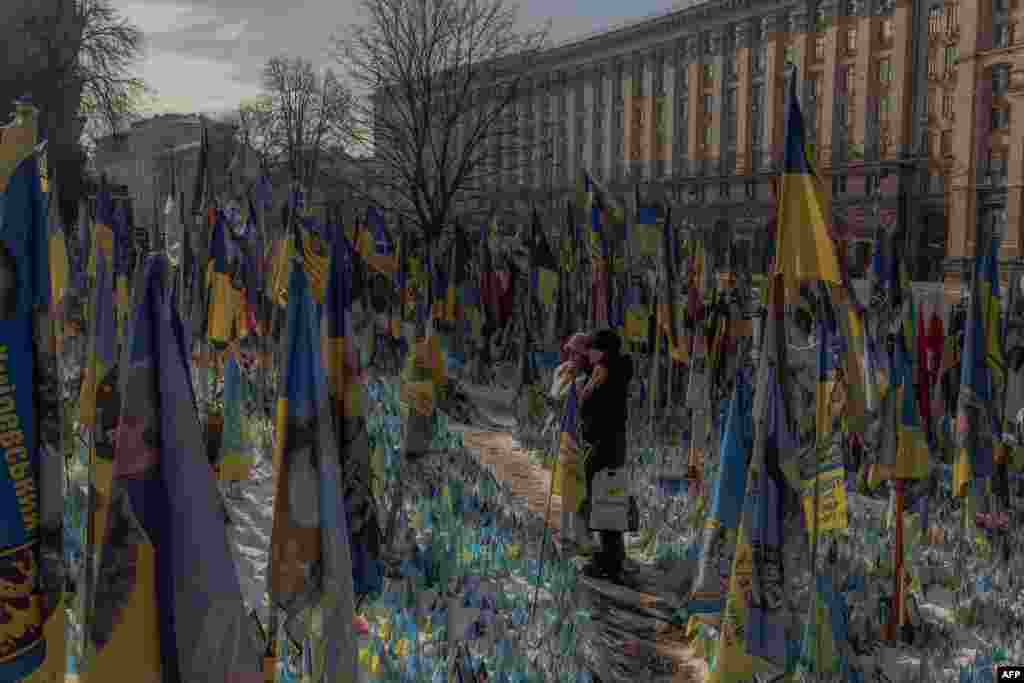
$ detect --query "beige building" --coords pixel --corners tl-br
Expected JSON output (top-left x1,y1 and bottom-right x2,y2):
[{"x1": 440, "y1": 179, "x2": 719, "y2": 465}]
[
  {"x1": 94, "y1": 114, "x2": 243, "y2": 229},
  {"x1": 436, "y1": 0, "x2": 1024, "y2": 298}
]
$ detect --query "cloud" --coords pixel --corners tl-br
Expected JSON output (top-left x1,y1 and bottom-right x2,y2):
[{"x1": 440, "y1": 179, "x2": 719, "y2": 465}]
[{"x1": 115, "y1": 0, "x2": 677, "y2": 115}]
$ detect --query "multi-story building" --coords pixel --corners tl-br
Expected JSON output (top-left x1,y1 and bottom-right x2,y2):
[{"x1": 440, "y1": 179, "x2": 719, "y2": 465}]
[
  {"x1": 94, "y1": 114, "x2": 242, "y2": 229},
  {"x1": 463, "y1": 0, "x2": 1024, "y2": 299}
]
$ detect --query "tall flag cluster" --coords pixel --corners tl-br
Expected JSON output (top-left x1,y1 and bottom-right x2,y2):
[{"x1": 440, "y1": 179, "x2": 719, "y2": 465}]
[{"x1": 0, "y1": 98, "x2": 63, "y2": 681}]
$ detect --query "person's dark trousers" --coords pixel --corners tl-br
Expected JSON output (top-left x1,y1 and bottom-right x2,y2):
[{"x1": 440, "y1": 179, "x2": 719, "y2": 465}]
[{"x1": 585, "y1": 430, "x2": 628, "y2": 576}]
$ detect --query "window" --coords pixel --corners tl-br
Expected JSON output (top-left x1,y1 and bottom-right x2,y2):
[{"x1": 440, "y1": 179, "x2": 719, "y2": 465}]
[
  {"x1": 993, "y1": 106, "x2": 1010, "y2": 129},
  {"x1": 724, "y1": 88, "x2": 737, "y2": 118},
  {"x1": 746, "y1": 180, "x2": 757, "y2": 199},
  {"x1": 881, "y1": 18, "x2": 895, "y2": 41},
  {"x1": 940, "y1": 129, "x2": 953, "y2": 155},
  {"x1": 988, "y1": 149, "x2": 1007, "y2": 182},
  {"x1": 879, "y1": 57, "x2": 894, "y2": 82},
  {"x1": 995, "y1": 23, "x2": 1012, "y2": 48},
  {"x1": 846, "y1": 27, "x2": 858, "y2": 51},
  {"x1": 993, "y1": 64, "x2": 1011, "y2": 95},
  {"x1": 785, "y1": 46, "x2": 797, "y2": 63},
  {"x1": 703, "y1": 94, "x2": 713, "y2": 115},
  {"x1": 815, "y1": 6, "x2": 827, "y2": 29},
  {"x1": 928, "y1": 52, "x2": 940, "y2": 77},
  {"x1": 942, "y1": 93, "x2": 954, "y2": 118},
  {"x1": 880, "y1": 95, "x2": 894, "y2": 118},
  {"x1": 846, "y1": 0, "x2": 862, "y2": 14},
  {"x1": 833, "y1": 174, "x2": 848, "y2": 195},
  {"x1": 808, "y1": 77, "x2": 820, "y2": 101},
  {"x1": 929, "y1": 6, "x2": 943, "y2": 35},
  {"x1": 704, "y1": 127, "x2": 713, "y2": 146},
  {"x1": 753, "y1": 46, "x2": 767, "y2": 74},
  {"x1": 703, "y1": 64, "x2": 715, "y2": 82},
  {"x1": 814, "y1": 35, "x2": 826, "y2": 59},
  {"x1": 995, "y1": 0, "x2": 1010, "y2": 12},
  {"x1": 944, "y1": 45, "x2": 959, "y2": 69},
  {"x1": 720, "y1": 182, "x2": 730, "y2": 200},
  {"x1": 946, "y1": 2, "x2": 959, "y2": 33}
]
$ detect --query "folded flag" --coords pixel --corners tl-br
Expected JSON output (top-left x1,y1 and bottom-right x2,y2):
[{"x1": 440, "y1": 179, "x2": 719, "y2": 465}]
[
  {"x1": 85, "y1": 255, "x2": 263, "y2": 683},
  {"x1": 270, "y1": 262, "x2": 358, "y2": 682},
  {"x1": 774, "y1": 73, "x2": 841, "y2": 291}
]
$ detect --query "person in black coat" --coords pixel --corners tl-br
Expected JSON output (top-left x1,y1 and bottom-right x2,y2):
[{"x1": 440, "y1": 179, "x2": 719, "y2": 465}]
[{"x1": 579, "y1": 329, "x2": 634, "y2": 581}]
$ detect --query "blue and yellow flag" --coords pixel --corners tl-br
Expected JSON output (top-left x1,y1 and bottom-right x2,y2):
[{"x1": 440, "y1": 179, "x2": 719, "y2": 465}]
[
  {"x1": 558, "y1": 382, "x2": 586, "y2": 515},
  {"x1": 46, "y1": 200, "x2": 68, "y2": 319},
  {"x1": 323, "y1": 234, "x2": 383, "y2": 599},
  {"x1": 78, "y1": 189, "x2": 118, "y2": 433},
  {"x1": 633, "y1": 203, "x2": 661, "y2": 260},
  {"x1": 112, "y1": 204, "x2": 132, "y2": 335},
  {"x1": 954, "y1": 233, "x2": 1001, "y2": 496},
  {"x1": 207, "y1": 210, "x2": 242, "y2": 345},
  {"x1": 711, "y1": 276, "x2": 795, "y2": 683},
  {"x1": 358, "y1": 207, "x2": 398, "y2": 277},
  {"x1": 689, "y1": 370, "x2": 752, "y2": 616},
  {"x1": 0, "y1": 143, "x2": 52, "y2": 681},
  {"x1": 216, "y1": 351, "x2": 253, "y2": 481},
  {"x1": 85, "y1": 255, "x2": 263, "y2": 683},
  {"x1": 271, "y1": 262, "x2": 358, "y2": 681},
  {"x1": 774, "y1": 73, "x2": 842, "y2": 290}
]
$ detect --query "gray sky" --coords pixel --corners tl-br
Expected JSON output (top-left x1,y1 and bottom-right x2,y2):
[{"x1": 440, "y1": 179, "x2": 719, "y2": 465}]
[{"x1": 113, "y1": 0, "x2": 682, "y2": 117}]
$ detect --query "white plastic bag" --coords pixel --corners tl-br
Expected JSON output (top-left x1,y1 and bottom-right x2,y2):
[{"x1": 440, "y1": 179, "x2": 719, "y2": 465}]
[{"x1": 589, "y1": 467, "x2": 634, "y2": 532}]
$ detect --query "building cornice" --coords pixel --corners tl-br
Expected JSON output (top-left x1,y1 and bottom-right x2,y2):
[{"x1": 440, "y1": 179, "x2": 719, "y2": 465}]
[{"x1": 533, "y1": 0, "x2": 801, "y2": 72}]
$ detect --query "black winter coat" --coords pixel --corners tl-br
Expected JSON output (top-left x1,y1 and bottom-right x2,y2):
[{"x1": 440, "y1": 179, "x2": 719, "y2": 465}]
[{"x1": 580, "y1": 353, "x2": 634, "y2": 478}]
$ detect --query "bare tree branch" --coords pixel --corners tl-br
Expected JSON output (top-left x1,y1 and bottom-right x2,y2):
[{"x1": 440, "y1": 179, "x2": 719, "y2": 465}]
[
  {"x1": 259, "y1": 55, "x2": 355, "y2": 199},
  {"x1": 331, "y1": 0, "x2": 548, "y2": 244}
]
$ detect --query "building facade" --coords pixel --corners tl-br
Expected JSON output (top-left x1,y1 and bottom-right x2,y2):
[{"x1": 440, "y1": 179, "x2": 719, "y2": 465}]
[
  {"x1": 472, "y1": 0, "x2": 1024, "y2": 295},
  {"x1": 94, "y1": 114, "x2": 240, "y2": 229}
]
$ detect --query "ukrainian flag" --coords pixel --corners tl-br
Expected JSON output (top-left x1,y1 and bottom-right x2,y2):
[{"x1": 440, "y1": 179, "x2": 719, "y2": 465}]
[
  {"x1": 774, "y1": 73, "x2": 842, "y2": 290},
  {"x1": 954, "y1": 232, "x2": 1001, "y2": 497},
  {"x1": 113, "y1": 204, "x2": 132, "y2": 336},
  {"x1": 323, "y1": 233, "x2": 364, "y2": 421},
  {"x1": 359, "y1": 207, "x2": 398, "y2": 277},
  {"x1": 558, "y1": 382, "x2": 586, "y2": 515},
  {"x1": 688, "y1": 371, "x2": 752, "y2": 616},
  {"x1": 88, "y1": 189, "x2": 115, "y2": 279},
  {"x1": 207, "y1": 210, "x2": 242, "y2": 345},
  {"x1": 0, "y1": 143, "x2": 51, "y2": 681},
  {"x1": 78, "y1": 189, "x2": 117, "y2": 429},
  {"x1": 323, "y1": 234, "x2": 383, "y2": 598},
  {"x1": 46, "y1": 196, "x2": 68, "y2": 318},
  {"x1": 85, "y1": 255, "x2": 263, "y2": 683},
  {"x1": 216, "y1": 351, "x2": 253, "y2": 481},
  {"x1": 271, "y1": 261, "x2": 358, "y2": 683},
  {"x1": 624, "y1": 284, "x2": 649, "y2": 343},
  {"x1": 633, "y1": 204, "x2": 661, "y2": 260}
]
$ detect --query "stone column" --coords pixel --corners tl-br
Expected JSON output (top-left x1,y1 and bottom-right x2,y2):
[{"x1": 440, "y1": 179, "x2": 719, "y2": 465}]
[
  {"x1": 736, "y1": 22, "x2": 753, "y2": 175},
  {"x1": 1005, "y1": 66, "x2": 1024, "y2": 257},
  {"x1": 764, "y1": 13, "x2": 788, "y2": 170},
  {"x1": 852, "y1": 4, "x2": 873, "y2": 161},
  {"x1": 707, "y1": 29, "x2": 725, "y2": 172},
  {"x1": 819, "y1": 0, "x2": 840, "y2": 171},
  {"x1": 948, "y1": 0, "x2": 983, "y2": 278},
  {"x1": 665, "y1": 48, "x2": 677, "y2": 177},
  {"x1": 642, "y1": 52, "x2": 657, "y2": 180},
  {"x1": 686, "y1": 36, "x2": 702, "y2": 176}
]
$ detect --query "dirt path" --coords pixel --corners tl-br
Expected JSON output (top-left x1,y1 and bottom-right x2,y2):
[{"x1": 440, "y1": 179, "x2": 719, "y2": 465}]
[{"x1": 457, "y1": 424, "x2": 707, "y2": 683}]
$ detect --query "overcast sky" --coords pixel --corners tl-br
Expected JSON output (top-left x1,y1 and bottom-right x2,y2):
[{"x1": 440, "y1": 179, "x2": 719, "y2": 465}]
[{"x1": 113, "y1": 0, "x2": 683, "y2": 117}]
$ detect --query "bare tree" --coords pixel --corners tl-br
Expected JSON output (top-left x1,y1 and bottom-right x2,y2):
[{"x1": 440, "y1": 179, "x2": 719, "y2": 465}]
[
  {"x1": 3, "y1": 0, "x2": 147, "y2": 224},
  {"x1": 260, "y1": 56, "x2": 355, "y2": 198},
  {"x1": 331, "y1": 0, "x2": 548, "y2": 245},
  {"x1": 228, "y1": 96, "x2": 285, "y2": 173}
]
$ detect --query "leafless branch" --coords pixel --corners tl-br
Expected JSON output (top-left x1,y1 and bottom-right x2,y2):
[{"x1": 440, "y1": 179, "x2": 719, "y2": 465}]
[
  {"x1": 259, "y1": 55, "x2": 356, "y2": 195},
  {"x1": 331, "y1": 0, "x2": 548, "y2": 244}
]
